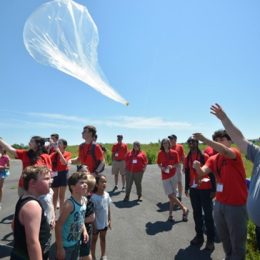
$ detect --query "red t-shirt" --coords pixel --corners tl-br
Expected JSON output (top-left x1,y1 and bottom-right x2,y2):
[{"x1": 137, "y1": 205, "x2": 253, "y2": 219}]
[
  {"x1": 205, "y1": 147, "x2": 247, "y2": 205},
  {"x1": 157, "y1": 149, "x2": 179, "y2": 180},
  {"x1": 125, "y1": 150, "x2": 148, "y2": 173},
  {"x1": 171, "y1": 144, "x2": 185, "y2": 162},
  {"x1": 112, "y1": 143, "x2": 128, "y2": 161},
  {"x1": 78, "y1": 143, "x2": 104, "y2": 173},
  {"x1": 204, "y1": 146, "x2": 218, "y2": 157},
  {"x1": 184, "y1": 151, "x2": 211, "y2": 190},
  {"x1": 50, "y1": 151, "x2": 71, "y2": 172},
  {"x1": 16, "y1": 149, "x2": 52, "y2": 188}
]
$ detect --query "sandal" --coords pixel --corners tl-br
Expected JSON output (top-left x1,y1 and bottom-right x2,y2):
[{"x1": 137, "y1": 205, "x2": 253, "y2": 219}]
[
  {"x1": 182, "y1": 209, "x2": 189, "y2": 222},
  {"x1": 168, "y1": 215, "x2": 174, "y2": 222}
]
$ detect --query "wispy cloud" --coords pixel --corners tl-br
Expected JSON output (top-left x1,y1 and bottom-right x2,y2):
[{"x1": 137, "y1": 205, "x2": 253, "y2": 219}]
[
  {"x1": 3, "y1": 111, "x2": 192, "y2": 130},
  {"x1": 26, "y1": 112, "x2": 88, "y2": 123},
  {"x1": 103, "y1": 116, "x2": 191, "y2": 129}
]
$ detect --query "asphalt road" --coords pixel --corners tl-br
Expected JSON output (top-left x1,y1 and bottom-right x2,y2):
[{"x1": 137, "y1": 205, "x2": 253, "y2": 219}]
[{"x1": 0, "y1": 160, "x2": 224, "y2": 260}]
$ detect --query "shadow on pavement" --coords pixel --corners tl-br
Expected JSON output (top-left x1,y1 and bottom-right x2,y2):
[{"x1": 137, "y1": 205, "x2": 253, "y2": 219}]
[
  {"x1": 113, "y1": 200, "x2": 139, "y2": 208},
  {"x1": 0, "y1": 242, "x2": 13, "y2": 258},
  {"x1": 0, "y1": 214, "x2": 14, "y2": 224},
  {"x1": 156, "y1": 201, "x2": 170, "y2": 212},
  {"x1": 108, "y1": 190, "x2": 121, "y2": 197},
  {"x1": 175, "y1": 245, "x2": 214, "y2": 260},
  {"x1": 145, "y1": 220, "x2": 184, "y2": 235}
]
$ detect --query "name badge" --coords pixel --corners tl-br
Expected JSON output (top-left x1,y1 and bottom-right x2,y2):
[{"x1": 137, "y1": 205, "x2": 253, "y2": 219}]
[
  {"x1": 217, "y1": 183, "x2": 224, "y2": 192},
  {"x1": 164, "y1": 168, "x2": 170, "y2": 174},
  {"x1": 132, "y1": 159, "x2": 137, "y2": 164},
  {"x1": 115, "y1": 153, "x2": 119, "y2": 157}
]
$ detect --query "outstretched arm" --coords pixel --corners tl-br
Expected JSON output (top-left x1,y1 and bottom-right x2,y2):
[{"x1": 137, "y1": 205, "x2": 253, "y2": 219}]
[
  {"x1": 0, "y1": 138, "x2": 17, "y2": 157},
  {"x1": 210, "y1": 103, "x2": 248, "y2": 154},
  {"x1": 193, "y1": 133, "x2": 236, "y2": 159}
]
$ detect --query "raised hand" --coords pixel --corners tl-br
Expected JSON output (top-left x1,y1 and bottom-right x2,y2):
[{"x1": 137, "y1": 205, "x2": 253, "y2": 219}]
[{"x1": 210, "y1": 103, "x2": 226, "y2": 120}]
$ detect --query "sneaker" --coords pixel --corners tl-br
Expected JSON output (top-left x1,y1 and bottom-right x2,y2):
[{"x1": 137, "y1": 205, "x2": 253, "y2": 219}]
[
  {"x1": 182, "y1": 209, "x2": 189, "y2": 222},
  {"x1": 100, "y1": 256, "x2": 108, "y2": 260},
  {"x1": 121, "y1": 186, "x2": 125, "y2": 192},
  {"x1": 112, "y1": 185, "x2": 118, "y2": 192},
  {"x1": 205, "y1": 241, "x2": 215, "y2": 251},
  {"x1": 137, "y1": 195, "x2": 142, "y2": 202},
  {"x1": 190, "y1": 235, "x2": 204, "y2": 245}
]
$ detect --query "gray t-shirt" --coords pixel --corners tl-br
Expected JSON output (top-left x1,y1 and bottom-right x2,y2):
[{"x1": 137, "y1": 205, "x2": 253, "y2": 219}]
[
  {"x1": 246, "y1": 143, "x2": 260, "y2": 226},
  {"x1": 91, "y1": 191, "x2": 112, "y2": 230}
]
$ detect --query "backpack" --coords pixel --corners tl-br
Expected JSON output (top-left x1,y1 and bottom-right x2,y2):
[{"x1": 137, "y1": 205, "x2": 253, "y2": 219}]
[{"x1": 90, "y1": 143, "x2": 105, "y2": 173}]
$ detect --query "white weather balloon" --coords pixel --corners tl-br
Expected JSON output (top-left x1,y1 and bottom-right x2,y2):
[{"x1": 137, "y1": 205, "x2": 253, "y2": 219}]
[{"x1": 23, "y1": 0, "x2": 128, "y2": 105}]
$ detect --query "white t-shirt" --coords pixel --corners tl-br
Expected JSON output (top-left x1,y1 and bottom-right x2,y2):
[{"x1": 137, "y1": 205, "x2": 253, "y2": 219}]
[{"x1": 91, "y1": 191, "x2": 112, "y2": 230}]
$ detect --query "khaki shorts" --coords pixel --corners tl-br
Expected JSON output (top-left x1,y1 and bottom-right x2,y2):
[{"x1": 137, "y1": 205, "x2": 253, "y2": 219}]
[
  {"x1": 162, "y1": 174, "x2": 178, "y2": 196},
  {"x1": 112, "y1": 160, "x2": 126, "y2": 176}
]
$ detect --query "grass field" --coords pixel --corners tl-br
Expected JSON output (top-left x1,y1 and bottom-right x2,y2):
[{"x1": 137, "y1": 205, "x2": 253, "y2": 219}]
[{"x1": 67, "y1": 142, "x2": 259, "y2": 259}]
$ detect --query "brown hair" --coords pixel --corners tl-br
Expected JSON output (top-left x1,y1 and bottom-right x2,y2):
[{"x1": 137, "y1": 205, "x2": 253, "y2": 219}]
[{"x1": 22, "y1": 166, "x2": 50, "y2": 191}]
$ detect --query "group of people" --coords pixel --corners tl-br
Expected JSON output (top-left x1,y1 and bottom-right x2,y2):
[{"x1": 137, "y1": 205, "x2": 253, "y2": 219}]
[{"x1": 0, "y1": 103, "x2": 260, "y2": 259}]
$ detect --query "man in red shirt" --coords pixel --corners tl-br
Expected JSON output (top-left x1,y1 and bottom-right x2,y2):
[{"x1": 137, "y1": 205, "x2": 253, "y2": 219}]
[
  {"x1": 168, "y1": 135, "x2": 185, "y2": 202},
  {"x1": 193, "y1": 130, "x2": 248, "y2": 260},
  {"x1": 111, "y1": 135, "x2": 128, "y2": 192},
  {"x1": 72, "y1": 125, "x2": 104, "y2": 175}
]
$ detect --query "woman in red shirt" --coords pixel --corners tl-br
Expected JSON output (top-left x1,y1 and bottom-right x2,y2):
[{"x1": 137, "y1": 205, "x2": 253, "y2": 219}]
[
  {"x1": 50, "y1": 138, "x2": 71, "y2": 212},
  {"x1": 123, "y1": 141, "x2": 148, "y2": 202},
  {"x1": 0, "y1": 136, "x2": 52, "y2": 196},
  {"x1": 157, "y1": 138, "x2": 189, "y2": 222}
]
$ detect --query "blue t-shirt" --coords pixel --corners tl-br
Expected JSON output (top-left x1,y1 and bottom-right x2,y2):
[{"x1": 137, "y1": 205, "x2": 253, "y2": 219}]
[
  {"x1": 62, "y1": 196, "x2": 86, "y2": 248},
  {"x1": 246, "y1": 143, "x2": 260, "y2": 226}
]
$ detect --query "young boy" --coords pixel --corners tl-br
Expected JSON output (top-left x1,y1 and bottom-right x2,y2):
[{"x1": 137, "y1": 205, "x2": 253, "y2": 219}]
[
  {"x1": 55, "y1": 172, "x2": 89, "y2": 260},
  {"x1": 11, "y1": 166, "x2": 52, "y2": 260},
  {"x1": 78, "y1": 165, "x2": 97, "y2": 260}
]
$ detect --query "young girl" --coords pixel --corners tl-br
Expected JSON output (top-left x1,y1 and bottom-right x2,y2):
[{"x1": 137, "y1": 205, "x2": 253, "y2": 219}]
[
  {"x1": 50, "y1": 138, "x2": 71, "y2": 212},
  {"x1": 0, "y1": 145, "x2": 10, "y2": 209},
  {"x1": 91, "y1": 175, "x2": 112, "y2": 260}
]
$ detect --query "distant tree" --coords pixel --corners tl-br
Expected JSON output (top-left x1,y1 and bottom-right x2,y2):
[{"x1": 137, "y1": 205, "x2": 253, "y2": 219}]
[{"x1": 12, "y1": 143, "x2": 28, "y2": 149}]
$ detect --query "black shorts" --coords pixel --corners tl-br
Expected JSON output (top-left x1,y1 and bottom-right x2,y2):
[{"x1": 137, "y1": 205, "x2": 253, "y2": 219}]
[
  {"x1": 93, "y1": 226, "x2": 108, "y2": 235},
  {"x1": 52, "y1": 170, "x2": 68, "y2": 188}
]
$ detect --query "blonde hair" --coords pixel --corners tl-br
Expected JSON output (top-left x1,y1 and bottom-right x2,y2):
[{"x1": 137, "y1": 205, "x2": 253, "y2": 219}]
[{"x1": 87, "y1": 174, "x2": 96, "y2": 192}]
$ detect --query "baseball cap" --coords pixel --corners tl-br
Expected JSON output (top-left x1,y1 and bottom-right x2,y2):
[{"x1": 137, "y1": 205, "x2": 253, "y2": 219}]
[{"x1": 168, "y1": 134, "x2": 177, "y2": 140}]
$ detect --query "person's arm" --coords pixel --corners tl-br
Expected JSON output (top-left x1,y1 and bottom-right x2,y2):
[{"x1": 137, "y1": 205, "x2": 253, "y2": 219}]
[
  {"x1": 210, "y1": 103, "x2": 248, "y2": 154},
  {"x1": 55, "y1": 200, "x2": 73, "y2": 260},
  {"x1": 192, "y1": 160, "x2": 212, "y2": 178},
  {"x1": 193, "y1": 133, "x2": 236, "y2": 159},
  {"x1": 0, "y1": 138, "x2": 17, "y2": 157},
  {"x1": 20, "y1": 200, "x2": 43, "y2": 260},
  {"x1": 55, "y1": 148, "x2": 69, "y2": 166},
  {"x1": 85, "y1": 212, "x2": 95, "y2": 224}
]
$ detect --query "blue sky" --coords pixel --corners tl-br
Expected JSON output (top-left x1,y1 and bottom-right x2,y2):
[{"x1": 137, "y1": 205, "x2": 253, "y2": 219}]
[{"x1": 1, "y1": 0, "x2": 260, "y2": 146}]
